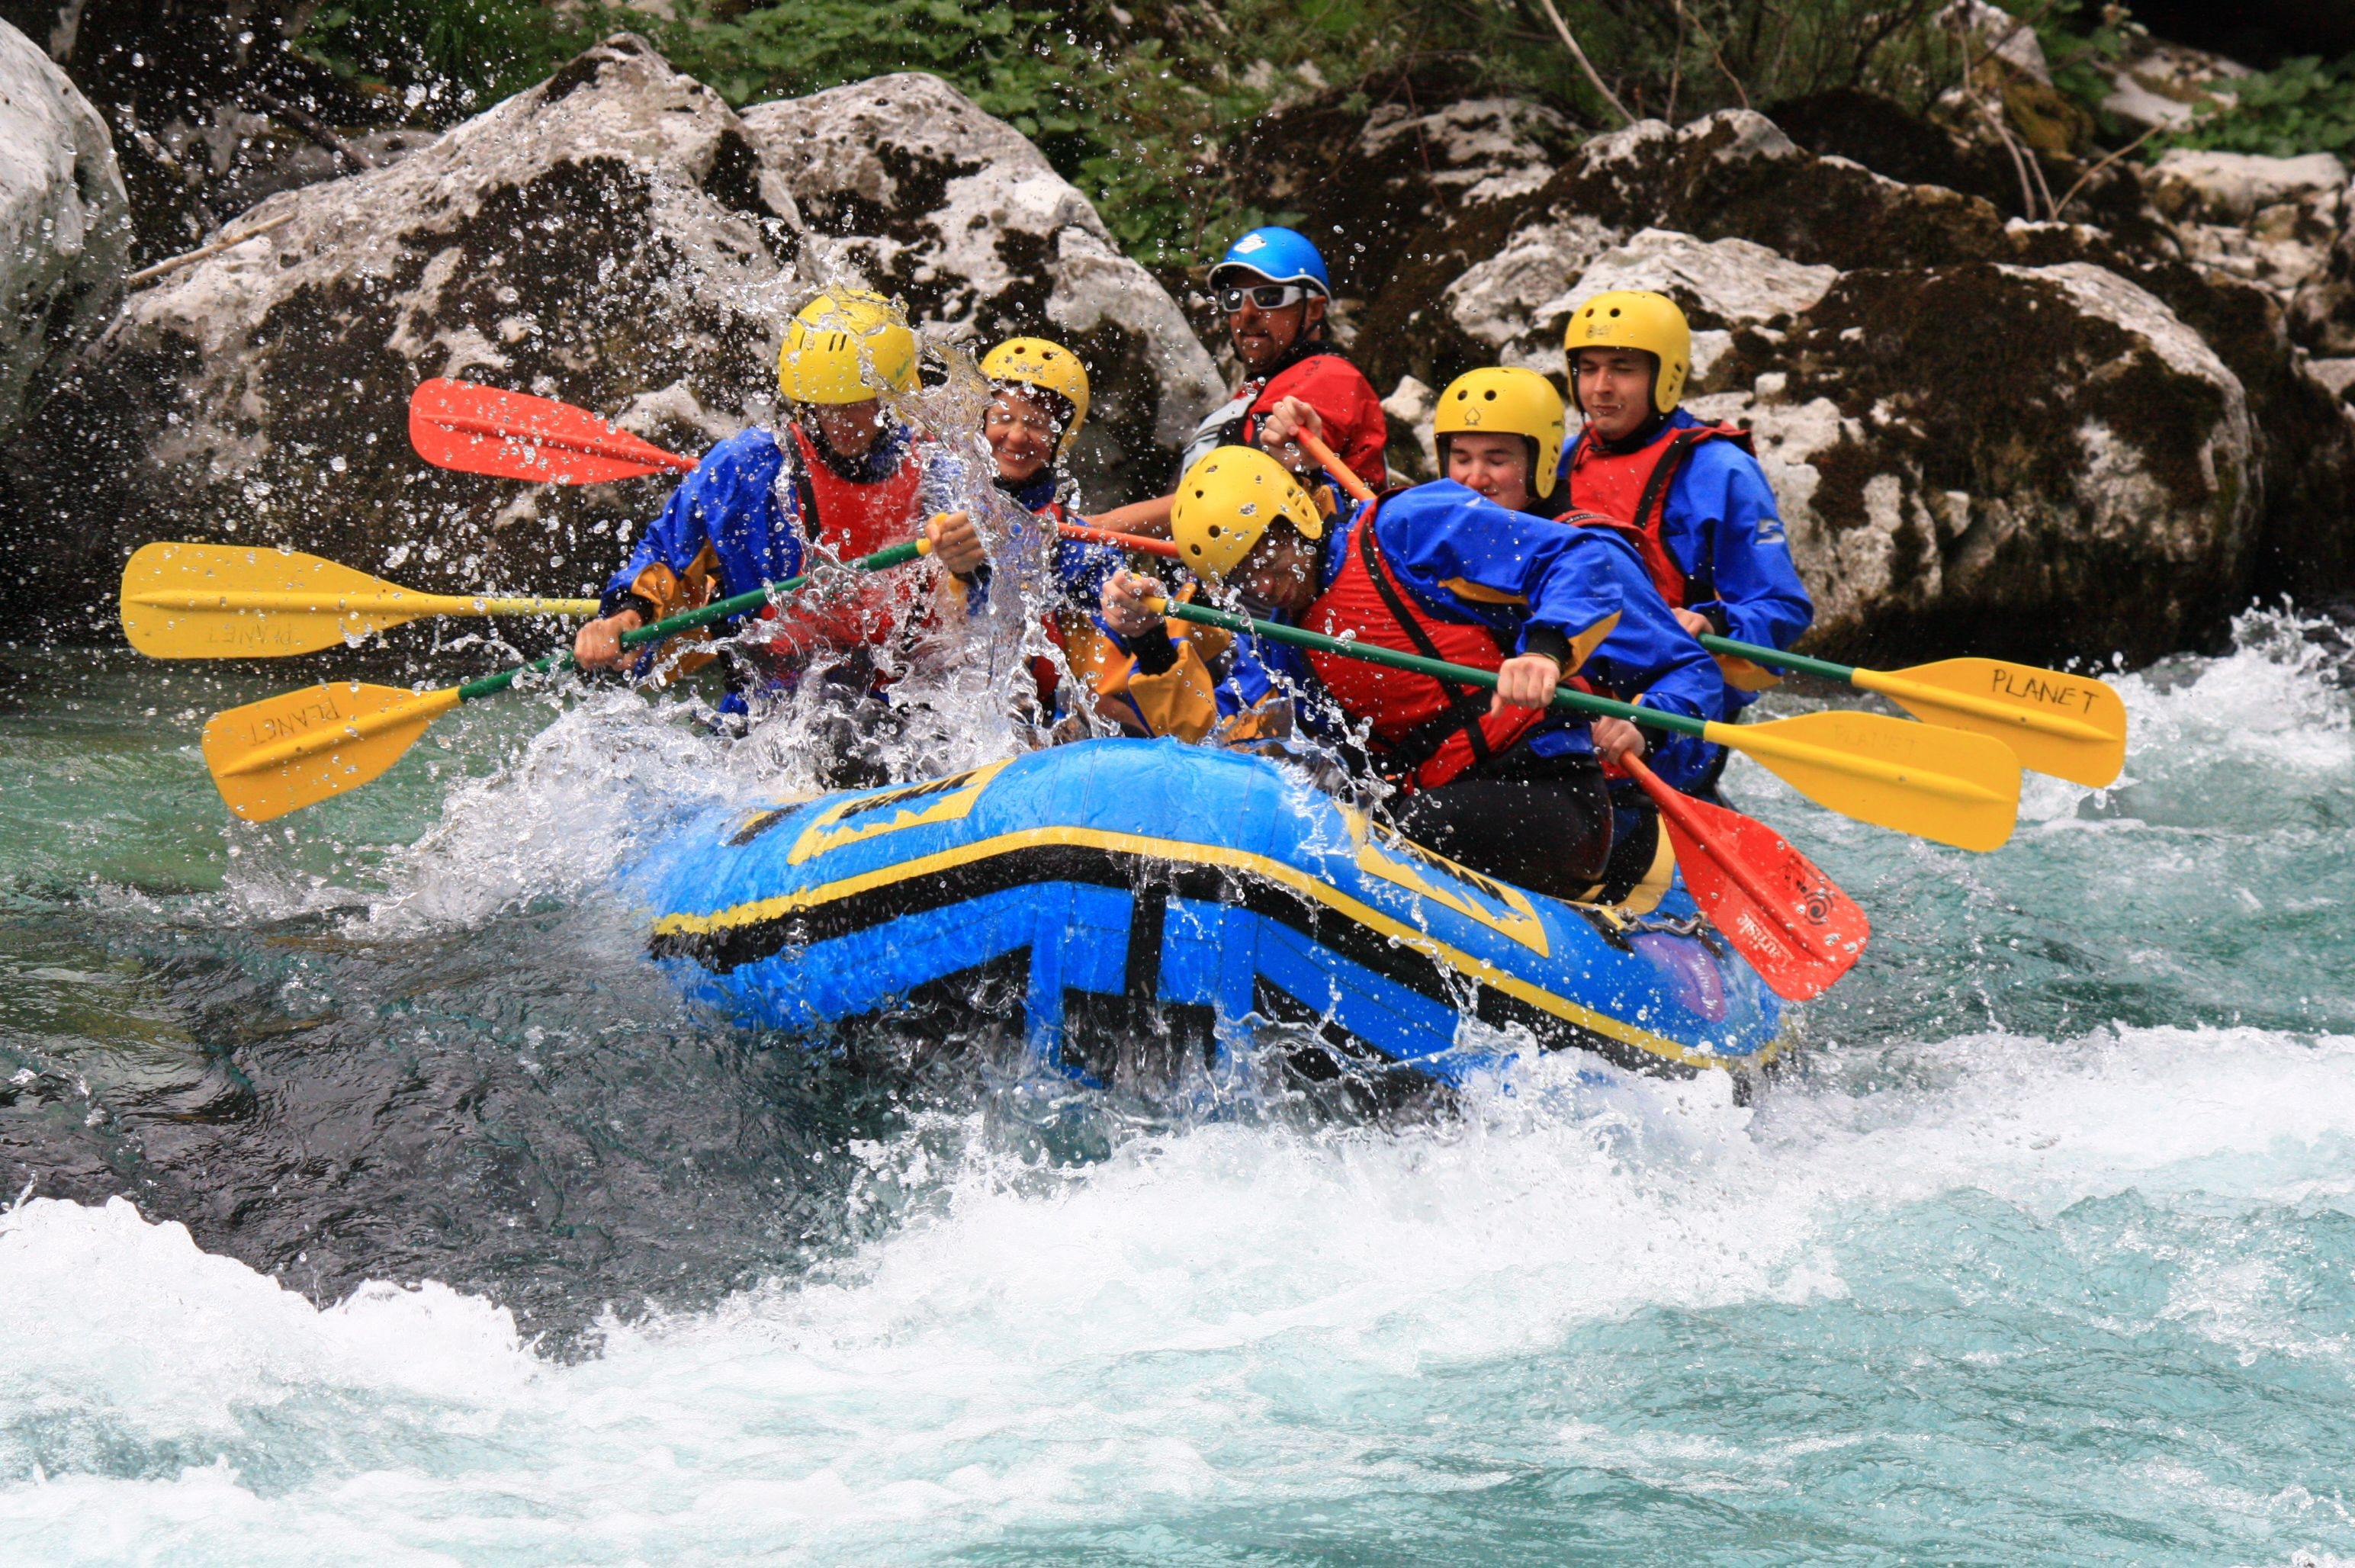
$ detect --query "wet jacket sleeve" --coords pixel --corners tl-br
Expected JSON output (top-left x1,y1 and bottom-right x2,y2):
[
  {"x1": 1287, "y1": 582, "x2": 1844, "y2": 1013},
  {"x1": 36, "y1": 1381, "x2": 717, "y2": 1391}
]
[
  {"x1": 1371, "y1": 483, "x2": 1623, "y2": 673},
  {"x1": 600, "y1": 433, "x2": 786, "y2": 622},
  {"x1": 1576, "y1": 538, "x2": 1729, "y2": 791},
  {"x1": 1098, "y1": 617, "x2": 1294, "y2": 745},
  {"x1": 1615, "y1": 628, "x2": 1725, "y2": 792},
  {"x1": 1260, "y1": 354, "x2": 1389, "y2": 492},
  {"x1": 1666, "y1": 442, "x2": 1814, "y2": 651}
]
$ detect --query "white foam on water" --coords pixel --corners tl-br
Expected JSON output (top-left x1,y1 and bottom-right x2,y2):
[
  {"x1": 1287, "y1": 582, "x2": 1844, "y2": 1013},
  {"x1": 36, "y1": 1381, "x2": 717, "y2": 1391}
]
[
  {"x1": 7, "y1": 1007, "x2": 2355, "y2": 1563},
  {"x1": 21, "y1": 581, "x2": 2355, "y2": 1561}
]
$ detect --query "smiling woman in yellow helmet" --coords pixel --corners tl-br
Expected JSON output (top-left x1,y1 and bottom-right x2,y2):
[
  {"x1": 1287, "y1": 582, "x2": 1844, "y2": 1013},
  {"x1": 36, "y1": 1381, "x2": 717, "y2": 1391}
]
[
  {"x1": 973, "y1": 334, "x2": 1142, "y2": 728},
  {"x1": 1091, "y1": 440, "x2": 1727, "y2": 904},
  {"x1": 571, "y1": 290, "x2": 987, "y2": 771},
  {"x1": 1559, "y1": 289, "x2": 1812, "y2": 715}
]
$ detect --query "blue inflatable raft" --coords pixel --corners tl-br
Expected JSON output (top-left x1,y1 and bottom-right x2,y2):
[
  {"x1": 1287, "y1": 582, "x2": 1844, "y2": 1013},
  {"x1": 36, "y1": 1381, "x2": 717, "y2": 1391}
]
[{"x1": 638, "y1": 739, "x2": 1789, "y2": 1096}]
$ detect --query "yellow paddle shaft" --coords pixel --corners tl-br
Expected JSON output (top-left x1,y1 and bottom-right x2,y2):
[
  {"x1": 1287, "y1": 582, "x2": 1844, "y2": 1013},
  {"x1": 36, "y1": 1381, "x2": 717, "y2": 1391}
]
[
  {"x1": 1850, "y1": 667, "x2": 2112, "y2": 742},
  {"x1": 1701, "y1": 718, "x2": 2010, "y2": 806},
  {"x1": 215, "y1": 687, "x2": 462, "y2": 778},
  {"x1": 127, "y1": 590, "x2": 599, "y2": 617}
]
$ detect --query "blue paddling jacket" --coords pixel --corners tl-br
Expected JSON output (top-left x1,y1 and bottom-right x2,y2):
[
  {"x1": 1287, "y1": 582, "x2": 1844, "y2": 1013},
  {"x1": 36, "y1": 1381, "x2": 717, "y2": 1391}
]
[
  {"x1": 1560, "y1": 408, "x2": 1813, "y2": 710},
  {"x1": 1104, "y1": 480, "x2": 1727, "y2": 792}
]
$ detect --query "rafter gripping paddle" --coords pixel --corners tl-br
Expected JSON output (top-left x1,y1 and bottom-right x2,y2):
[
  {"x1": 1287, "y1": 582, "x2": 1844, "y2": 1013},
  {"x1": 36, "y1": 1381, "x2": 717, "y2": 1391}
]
[
  {"x1": 201, "y1": 538, "x2": 932, "y2": 823},
  {"x1": 121, "y1": 542, "x2": 599, "y2": 659},
  {"x1": 1292, "y1": 419, "x2": 2125, "y2": 789},
  {"x1": 1618, "y1": 751, "x2": 1867, "y2": 999},
  {"x1": 406, "y1": 379, "x2": 1182, "y2": 557},
  {"x1": 1142, "y1": 595, "x2": 2021, "y2": 852},
  {"x1": 1694, "y1": 635, "x2": 2126, "y2": 788}
]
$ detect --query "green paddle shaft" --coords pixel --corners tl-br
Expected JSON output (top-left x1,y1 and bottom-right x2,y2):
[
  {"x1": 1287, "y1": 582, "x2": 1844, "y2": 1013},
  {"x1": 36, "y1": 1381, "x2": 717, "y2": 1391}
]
[
  {"x1": 1153, "y1": 599, "x2": 1705, "y2": 737},
  {"x1": 1697, "y1": 631, "x2": 1852, "y2": 682},
  {"x1": 453, "y1": 538, "x2": 930, "y2": 703}
]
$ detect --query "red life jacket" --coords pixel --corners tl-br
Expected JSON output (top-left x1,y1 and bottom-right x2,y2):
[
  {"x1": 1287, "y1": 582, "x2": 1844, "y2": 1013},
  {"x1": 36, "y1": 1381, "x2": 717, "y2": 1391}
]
[
  {"x1": 765, "y1": 423, "x2": 927, "y2": 653},
  {"x1": 1299, "y1": 497, "x2": 1547, "y2": 791},
  {"x1": 1564, "y1": 420, "x2": 1753, "y2": 609}
]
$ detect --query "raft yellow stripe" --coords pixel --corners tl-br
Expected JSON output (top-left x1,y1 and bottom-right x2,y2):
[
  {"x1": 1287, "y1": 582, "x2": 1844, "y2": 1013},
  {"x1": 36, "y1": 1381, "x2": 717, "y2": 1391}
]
[{"x1": 652, "y1": 824, "x2": 1773, "y2": 1073}]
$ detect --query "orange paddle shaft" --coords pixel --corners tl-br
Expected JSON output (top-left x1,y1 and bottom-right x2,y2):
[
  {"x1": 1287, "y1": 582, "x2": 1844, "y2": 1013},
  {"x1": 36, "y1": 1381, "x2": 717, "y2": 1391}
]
[{"x1": 1296, "y1": 428, "x2": 1378, "y2": 503}]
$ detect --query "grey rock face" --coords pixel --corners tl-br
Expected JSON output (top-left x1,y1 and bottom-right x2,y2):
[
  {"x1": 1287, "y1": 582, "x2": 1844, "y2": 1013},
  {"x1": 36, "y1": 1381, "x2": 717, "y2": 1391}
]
[
  {"x1": 12, "y1": 33, "x2": 798, "y2": 629},
  {"x1": 740, "y1": 72, "x2": 1219, "y2": 503},
  {"x1": 9, "y1": 40, "x2": 1216, "y2": 635},
  {"x1": 1311, "y1": 105, "x2": 2350, "y2": 664},
  {"x1": 0, "y1": 18, "x2": 129, "y2": 442},
  {"x1": 1450, "y1": 225, "x2": 1837, "y2": 381},
  {"x1": 1695, "y1": 262, "x2": 2255, "y2": 657}
]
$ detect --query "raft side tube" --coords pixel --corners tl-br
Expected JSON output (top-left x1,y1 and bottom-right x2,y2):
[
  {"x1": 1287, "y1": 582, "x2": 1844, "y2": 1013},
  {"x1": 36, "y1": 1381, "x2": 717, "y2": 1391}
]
[{"x1": 635, "y1": 740, "x2": 1785, "y2": 1089}]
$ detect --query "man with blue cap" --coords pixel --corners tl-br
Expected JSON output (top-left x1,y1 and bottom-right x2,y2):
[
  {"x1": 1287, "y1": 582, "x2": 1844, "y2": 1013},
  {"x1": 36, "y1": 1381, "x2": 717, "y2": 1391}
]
[{"x1": 1181, "y1": 226, "x2": 1388, "y2": 495}]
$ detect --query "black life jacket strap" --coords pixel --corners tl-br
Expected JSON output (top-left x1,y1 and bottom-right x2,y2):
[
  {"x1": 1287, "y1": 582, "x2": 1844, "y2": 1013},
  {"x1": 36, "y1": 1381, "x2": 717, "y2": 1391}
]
[{"x1": 1626, "y1": 425, "x2": 1754, "y2": 603}]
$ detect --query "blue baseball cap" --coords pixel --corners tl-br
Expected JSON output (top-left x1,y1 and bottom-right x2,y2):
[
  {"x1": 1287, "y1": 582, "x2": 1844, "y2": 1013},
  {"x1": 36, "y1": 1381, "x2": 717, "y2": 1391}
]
[{"x1": 1208, "y1": 227, "x2": 1332, "y2": 296}]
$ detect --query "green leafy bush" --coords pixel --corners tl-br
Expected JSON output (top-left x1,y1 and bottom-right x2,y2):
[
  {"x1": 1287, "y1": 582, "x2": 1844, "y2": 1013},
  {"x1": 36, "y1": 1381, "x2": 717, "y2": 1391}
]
[
  {"x1": 294, "y1": 0, "x2": 600, "y2": 108},
  {"x1": 1984, "y1": 0, "x2": 2132, "y2": 127},
  {"x1": 2161, "y1": 54, "x2": 2355, "y2": 158}
]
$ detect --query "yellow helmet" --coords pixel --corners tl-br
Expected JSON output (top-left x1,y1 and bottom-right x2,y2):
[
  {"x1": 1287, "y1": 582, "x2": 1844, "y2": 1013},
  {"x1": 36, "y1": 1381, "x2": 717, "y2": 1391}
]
[
  {"x1": 1434, "y1": 366, "x2": 1567, "y2": 501},
  {"x1": 979, "y1": 336, "x2": 1091, "y2": 455},
  {"x1": 1563, "y1": 289, "x2": 1690, "y2": 413},
  {"x1": 1171, "y1": 446, "x2": 1324, "y2": 580},
  {"x1": 778, "y1": 290, "x2": 917, "y2": 406}
]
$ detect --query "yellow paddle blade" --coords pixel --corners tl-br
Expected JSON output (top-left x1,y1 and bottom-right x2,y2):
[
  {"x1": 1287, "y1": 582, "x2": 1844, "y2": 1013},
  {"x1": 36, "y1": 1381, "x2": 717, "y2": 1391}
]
[
  {"x1": 1707, "y1": 708, "x2": 2022, "y2": 852},
  {"x1": 1855, "y1": 657, "x2": 2127, "y2": 789},
  {"x1": 202, "y1": 682, "x2": 461, "y2": 822},
  {"x1": 122, "y1": 542, "x2": 597, "y2": 658}
]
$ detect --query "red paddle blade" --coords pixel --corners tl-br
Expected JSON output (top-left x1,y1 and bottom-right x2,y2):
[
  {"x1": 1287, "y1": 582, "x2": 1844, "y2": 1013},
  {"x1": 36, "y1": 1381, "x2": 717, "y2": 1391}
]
[
  {"x1": 1659, "y1": 792, "x2": 1869, "y2": 1001},
  {"x1": 407, "y1": 379, "x2": 698, "y2": 484}
]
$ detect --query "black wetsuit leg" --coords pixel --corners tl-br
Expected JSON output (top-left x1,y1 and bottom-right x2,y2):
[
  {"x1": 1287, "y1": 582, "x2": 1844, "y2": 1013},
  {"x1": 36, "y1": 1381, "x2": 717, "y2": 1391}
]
[
  {"x1": 1597, "y1": 796, "x2": 1663, "y2": 904},
  {"x1": 1386, "y1": 746, "x2": 1612, "y2": 902}
]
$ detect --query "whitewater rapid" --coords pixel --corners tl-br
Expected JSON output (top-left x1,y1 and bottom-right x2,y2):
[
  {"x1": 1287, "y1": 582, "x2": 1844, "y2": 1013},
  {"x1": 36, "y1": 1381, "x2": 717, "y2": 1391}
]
[{"x1": 2, "y1": 609, "x2": 2352, "y2": 1564}]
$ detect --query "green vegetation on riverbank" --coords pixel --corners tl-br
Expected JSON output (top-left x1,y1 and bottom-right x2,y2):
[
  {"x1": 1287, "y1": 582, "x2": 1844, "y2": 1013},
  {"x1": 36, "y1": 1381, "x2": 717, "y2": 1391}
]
[{"x1": 285, "y1": 0, "x2": 2353, "y2": 268}]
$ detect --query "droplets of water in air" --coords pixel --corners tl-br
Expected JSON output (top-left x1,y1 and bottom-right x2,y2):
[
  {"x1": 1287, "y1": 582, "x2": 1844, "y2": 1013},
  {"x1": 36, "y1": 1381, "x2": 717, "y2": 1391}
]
[{"x1": 8, "y1": 477, "x2": 2355, "y2": 1565}]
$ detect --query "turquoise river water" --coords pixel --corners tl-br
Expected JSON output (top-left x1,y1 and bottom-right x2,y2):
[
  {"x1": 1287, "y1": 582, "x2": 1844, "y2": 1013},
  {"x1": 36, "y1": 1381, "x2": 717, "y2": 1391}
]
[{"x1": 1, "y1": 607, "x2": 2352, "y2": 1565}]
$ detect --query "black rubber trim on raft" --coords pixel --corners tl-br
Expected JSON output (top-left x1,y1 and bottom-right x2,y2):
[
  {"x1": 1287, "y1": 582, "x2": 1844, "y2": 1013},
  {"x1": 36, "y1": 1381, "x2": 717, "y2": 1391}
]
[
  {"x1": 649, "y1": 840, "x2": 1714, "y2": 1080},
  {"x1": 1252, "y1": 975, "x2": 1455, "y2": 1115}
]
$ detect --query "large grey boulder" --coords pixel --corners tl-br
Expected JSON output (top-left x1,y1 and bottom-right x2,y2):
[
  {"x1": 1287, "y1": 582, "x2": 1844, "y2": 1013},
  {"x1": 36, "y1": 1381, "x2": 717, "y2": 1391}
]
[
  {"x1": 7, "y1": 40, "x2": 1219, "y2": 635},
  {"x1": 10, "y1": 33, "x2": 798, "y2": 631},
  {"x1": 0, "y1": 18, "x2": 129, "y2": 442},
  {"x1": 2145, "y1": 149, "x2": 2347, "y2": 323},
  {"x1": 739, "y1": 72, "x2": 1219, "y2": 503},
  {"x1": 1446, "y1": 194, "x2": 2258, "y2": 659},
  {"x1": 1448, "y1": 226, "x2": 1836, "y2": 380},
  {"x1": 1309, "y1": 104, "x2": 2351, "y2": 663},
  {"x1": 1693, "y1": 262, "x2": 2255, "y2": 659}
]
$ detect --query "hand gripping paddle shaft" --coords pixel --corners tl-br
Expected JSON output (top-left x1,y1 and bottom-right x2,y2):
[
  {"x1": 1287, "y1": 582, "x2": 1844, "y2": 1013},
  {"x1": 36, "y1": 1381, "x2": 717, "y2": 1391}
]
[
  {"x1": 201, "y1": 538, "x2": 933, "y2": 823},
  {"x1": 1289, "y1": 420, "x2": 2123, "y2": 790},
  {"x1": 1145, "y1": 596, "x2": 2022, "y2": 852}
]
